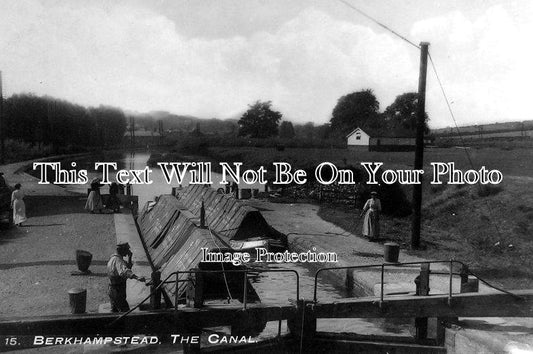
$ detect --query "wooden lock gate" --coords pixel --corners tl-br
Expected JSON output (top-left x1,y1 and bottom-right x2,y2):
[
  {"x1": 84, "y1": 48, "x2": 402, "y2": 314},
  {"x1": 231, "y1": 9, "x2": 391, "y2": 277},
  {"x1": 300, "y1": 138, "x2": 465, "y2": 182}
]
[{"x1": 1, "y1": 261, "x2": 533, "y2": 353}]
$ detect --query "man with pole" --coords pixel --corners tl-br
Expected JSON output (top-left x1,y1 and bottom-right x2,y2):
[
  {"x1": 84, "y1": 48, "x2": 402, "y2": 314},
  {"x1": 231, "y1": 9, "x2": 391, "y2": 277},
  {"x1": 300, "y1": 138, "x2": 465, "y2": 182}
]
[{"x1": 107, "y1": 242, "x2": 146, "y2": 312}]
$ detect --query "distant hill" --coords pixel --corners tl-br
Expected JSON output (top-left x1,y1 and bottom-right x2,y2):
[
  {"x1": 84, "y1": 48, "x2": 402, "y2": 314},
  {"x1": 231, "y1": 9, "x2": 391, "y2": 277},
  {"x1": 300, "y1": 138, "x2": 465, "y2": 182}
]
[
  {"x1": 124, "y1": 109, "x2": 332, "y2": 141},
  {"x1": 125, "y1": 110, "x2": 238, "y2": 135}
]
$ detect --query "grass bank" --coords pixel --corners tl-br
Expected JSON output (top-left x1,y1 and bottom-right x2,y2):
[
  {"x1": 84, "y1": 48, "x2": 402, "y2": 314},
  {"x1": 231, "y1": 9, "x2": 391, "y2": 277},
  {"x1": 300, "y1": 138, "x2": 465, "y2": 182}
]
[{"x1": 318, "y1": 178, "x2": 533, "y2": 290}]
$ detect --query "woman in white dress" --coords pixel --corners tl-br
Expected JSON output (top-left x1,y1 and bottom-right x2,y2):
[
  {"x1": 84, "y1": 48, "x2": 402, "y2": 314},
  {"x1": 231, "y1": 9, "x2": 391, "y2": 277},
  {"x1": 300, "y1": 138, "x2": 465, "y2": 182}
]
[
  {"x1": 360, "y1": 191, "x2": 381, "y2": 241},
  {"x1": 11, "y1": 183, "x2": 27, "y2": 226}
]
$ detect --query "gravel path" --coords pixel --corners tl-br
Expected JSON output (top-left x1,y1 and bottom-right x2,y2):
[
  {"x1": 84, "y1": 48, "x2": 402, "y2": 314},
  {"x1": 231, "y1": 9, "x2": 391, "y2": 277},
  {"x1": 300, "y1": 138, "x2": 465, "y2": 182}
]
[{"x1": 0, "y1": 196, "x2": 116, "y2": 316}]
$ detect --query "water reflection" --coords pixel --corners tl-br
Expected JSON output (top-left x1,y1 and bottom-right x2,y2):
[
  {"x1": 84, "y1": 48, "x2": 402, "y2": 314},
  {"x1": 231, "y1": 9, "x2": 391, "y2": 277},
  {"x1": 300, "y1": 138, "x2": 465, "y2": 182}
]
[{"x1": 54, "y1": 151, "x2": 265, "y2": 207}]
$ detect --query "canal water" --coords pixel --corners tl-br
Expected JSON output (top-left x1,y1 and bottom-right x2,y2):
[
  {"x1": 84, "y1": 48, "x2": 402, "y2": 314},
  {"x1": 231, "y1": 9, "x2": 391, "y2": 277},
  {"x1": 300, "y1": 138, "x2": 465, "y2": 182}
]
[
  {"x1": 56, "y1": 151, "x2": 266, "y2": 201},
  {"x1": 250, "y1": 262, "x2": 412, "y2": 339},
  {"x1": 51, "y1": 151, "x2": 413, "y2": 339}
]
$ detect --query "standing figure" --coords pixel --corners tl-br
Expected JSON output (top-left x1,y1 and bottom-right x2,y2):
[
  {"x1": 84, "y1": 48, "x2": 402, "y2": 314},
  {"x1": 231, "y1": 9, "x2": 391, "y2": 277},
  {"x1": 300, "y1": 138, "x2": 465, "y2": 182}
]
[
  {"x1": 360, "y1": 191, "x2": 381, "y2": 241},
  {"x1": 107, "y1": 242, "x2": 146, "y2": 312},
  {"x1": 106, "y1": 182, "x2": 121, "y2": 213},
  {"x1": 85, "y1": 178, "x2": 103, "y2": 213},
  {"x1": 117, "y1": 182, "x2": 125, "y2": 195},
  {"x1": 11, "y1": 183, "x2": 27, "y2": 226}
]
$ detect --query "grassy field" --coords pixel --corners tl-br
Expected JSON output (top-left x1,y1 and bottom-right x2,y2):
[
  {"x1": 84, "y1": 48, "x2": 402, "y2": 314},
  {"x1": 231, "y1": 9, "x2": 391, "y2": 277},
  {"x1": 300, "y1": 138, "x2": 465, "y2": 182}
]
[
  {"x1": 207, "y1": 145, "x2": 533, "y2": 178},
  {"x1": 204, "y1": 145, "x2": 533, "y2": 289}
]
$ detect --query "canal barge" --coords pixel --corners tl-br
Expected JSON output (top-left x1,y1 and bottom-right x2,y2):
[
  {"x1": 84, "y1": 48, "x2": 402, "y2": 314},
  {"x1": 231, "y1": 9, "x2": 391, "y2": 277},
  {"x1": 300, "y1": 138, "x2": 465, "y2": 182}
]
[{"x1": 136, "y1": 191, "x2": 269, "y2": 306}]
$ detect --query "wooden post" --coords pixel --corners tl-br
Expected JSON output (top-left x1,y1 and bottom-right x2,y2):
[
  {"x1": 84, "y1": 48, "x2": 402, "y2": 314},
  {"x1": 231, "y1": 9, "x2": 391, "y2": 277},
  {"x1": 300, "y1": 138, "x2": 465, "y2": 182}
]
[
  {"x1": 345, "y1": 269, "x2": 354, "y2": 291},
  {"x1": 415, "y1": 263, "x2": 430, "y2": 341},
  {"x1": 437, "y1": 265, "x2": 477, "y2": 344},
  {"x1": 411, "y1": 42, "x2": 430, "y2": 250},
  {"x1": 460, "y1": 264, "x2": 479, "y2": 293},
  {"x1": 68, "y1": 288, "x2": 87, "y2": 314},
  {"x1": 232, "y1": 182, "x2": 238, "y2": 199},
  {"x1": 287, "y1": 300, "x2": 316, "y2": 349},
  {"x1": 150, "y1": 270, "x2": 162, "y2": 310},
  {"x1": 186, "y1": 269, "x2": 204, "y2": 308}
]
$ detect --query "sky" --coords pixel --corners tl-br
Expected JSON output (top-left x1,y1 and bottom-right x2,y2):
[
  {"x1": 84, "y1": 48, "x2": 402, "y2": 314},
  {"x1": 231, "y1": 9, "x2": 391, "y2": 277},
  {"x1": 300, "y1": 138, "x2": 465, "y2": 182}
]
[{"x1": 1, "y1": 0, "x2": 532, "y2": 128}]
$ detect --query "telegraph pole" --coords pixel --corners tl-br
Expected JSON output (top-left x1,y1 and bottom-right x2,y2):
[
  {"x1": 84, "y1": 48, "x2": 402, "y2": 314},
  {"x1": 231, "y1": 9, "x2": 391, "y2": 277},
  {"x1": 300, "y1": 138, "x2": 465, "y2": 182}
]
[
  {"x1": 0, "y1": 71, "x2": 5, "y2": 165},
  {"x1": 411, "y1": 42, "x2": 429, "y2": 250}
]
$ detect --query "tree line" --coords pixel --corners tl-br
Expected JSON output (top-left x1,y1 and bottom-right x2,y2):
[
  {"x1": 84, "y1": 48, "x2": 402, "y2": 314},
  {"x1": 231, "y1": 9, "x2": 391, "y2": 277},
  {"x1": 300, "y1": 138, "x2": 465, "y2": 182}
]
[
  {"x1": 3, "y1": 94, "x2": 127, "y2": 152},
  {"x1": 1, "y1": 89, "x2": 427, "y2": 154},
  {"x1": 238, "y1": 90, "x2": 429, "y2": 139}
]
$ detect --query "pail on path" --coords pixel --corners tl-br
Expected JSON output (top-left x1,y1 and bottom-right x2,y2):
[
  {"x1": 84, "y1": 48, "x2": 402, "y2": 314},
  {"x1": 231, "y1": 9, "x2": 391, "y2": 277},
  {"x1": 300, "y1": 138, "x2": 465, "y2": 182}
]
[
  {"x1": 68, "y1": 288, "x2": 87, "y2": 314},
  {"x1": 76, "y1": 250, "x2": 93, "y2": 272},
  {"x1": 383, "y1": 242, "x2": 400, "y2": 263}
]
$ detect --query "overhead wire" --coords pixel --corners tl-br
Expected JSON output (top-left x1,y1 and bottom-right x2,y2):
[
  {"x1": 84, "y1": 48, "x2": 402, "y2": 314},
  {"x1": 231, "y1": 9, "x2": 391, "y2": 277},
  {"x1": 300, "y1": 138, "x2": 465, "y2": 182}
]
[
  {"x1": 428, "y1": 52, "x2": 505, "y2": 241},
  {"x1": 337, "y1": 0, "x2": 509, "y2": 264},
  {"x1": 336, "y1": 0, "x2": 421, "y2": 50},
  {"x1": 427, "y1": 53, "x2": 477, "y2": 168}
]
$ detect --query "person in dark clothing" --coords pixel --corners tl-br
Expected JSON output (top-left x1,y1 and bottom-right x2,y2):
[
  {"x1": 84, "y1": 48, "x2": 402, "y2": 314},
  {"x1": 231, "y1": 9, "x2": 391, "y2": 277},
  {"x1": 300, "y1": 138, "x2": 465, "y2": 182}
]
[{"x1": 106, "y1": 182, "x2": 121, "y2": 213}]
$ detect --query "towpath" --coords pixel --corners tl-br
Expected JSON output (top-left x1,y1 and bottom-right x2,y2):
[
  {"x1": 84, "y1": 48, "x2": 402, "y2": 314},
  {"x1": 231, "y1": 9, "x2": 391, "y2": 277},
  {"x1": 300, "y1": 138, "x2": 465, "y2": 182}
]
[
  {"x1": 0, "y1": 154, "x2": 88, "y2": 196},
  {"x1": 0, "y1": 158, "x2": 116, "y2": 316},
  {"x1": 247, "y1": 199, "x2": 456, "y2": 295}
]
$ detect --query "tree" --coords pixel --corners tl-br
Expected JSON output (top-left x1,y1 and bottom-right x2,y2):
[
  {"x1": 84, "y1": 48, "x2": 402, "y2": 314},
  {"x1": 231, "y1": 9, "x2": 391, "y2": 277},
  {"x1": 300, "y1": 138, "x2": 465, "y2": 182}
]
[
  {"x1": 238, "y1": 101, "x2": 282, "y2": 138},
  {"x1": 301, "y1": 122, "x2": 314, "y2": 140},
  {"x1": 89, "y1": 106, "x2": 127, "y2": 148},
  {"x1": 278, "y1": 121, "x2": 295, "y2": 139},
  {"x1": 384, "y1": 92, "x2": 429, "y2": 132},
  {"x1": 330, "y1": 89, "x2": 381, "y2": 135},
  {"x1": 315, "y1": 123, "x2": 332, "y2": 140},
  {"x1": 4, "y1": 93, "x2": 127, "y2": 151}
]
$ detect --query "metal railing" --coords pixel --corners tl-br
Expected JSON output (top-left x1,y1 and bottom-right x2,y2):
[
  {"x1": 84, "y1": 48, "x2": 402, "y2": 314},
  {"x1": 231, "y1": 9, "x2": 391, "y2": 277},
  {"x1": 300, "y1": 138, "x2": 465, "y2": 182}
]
[
  {"x1": 169, "y1": 268, "x2": 300, "y2": 310},
  {"x1": 108, "y1": 267, "x2": 299, "y2": 327},
  {"x1": 313, "y1": 259, "x2": 522, "y2": 304},
  {"x1": 109, "y1": 258, "x2": 520, "y2": 328}
]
